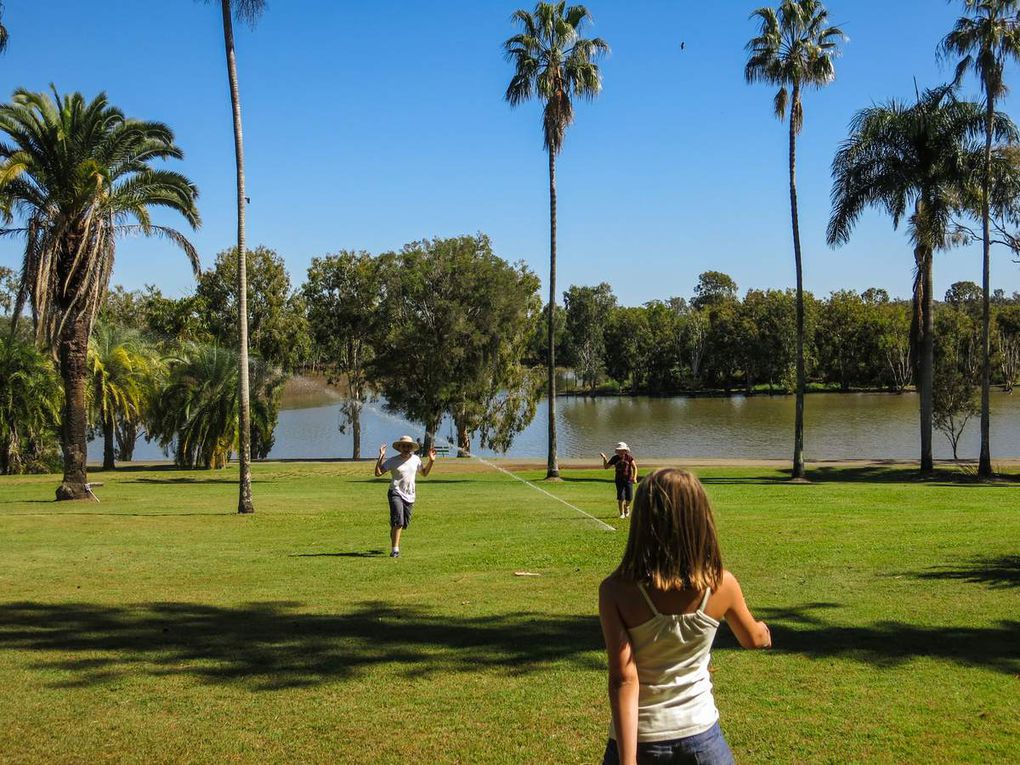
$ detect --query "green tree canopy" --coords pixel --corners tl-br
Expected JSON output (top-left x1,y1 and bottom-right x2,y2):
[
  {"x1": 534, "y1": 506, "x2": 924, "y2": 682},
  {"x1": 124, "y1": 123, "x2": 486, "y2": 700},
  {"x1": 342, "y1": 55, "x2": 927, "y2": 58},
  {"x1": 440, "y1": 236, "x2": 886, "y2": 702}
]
[
  {"x1": 372, "y1": 234, "x2": 541, "y2": 453},
  {"x1": 196, "y1": 246, "x2": 310, "y2": 373}
]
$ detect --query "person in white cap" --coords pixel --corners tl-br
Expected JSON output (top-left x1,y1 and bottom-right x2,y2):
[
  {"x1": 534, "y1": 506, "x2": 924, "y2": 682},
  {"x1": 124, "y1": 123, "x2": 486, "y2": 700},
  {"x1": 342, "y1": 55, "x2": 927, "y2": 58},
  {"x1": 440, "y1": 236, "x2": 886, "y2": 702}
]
[
  {"x1": 600, "y1": 442, "x2": 638, "y2": 518},
  {"x1": 375, "y1": 436, "x2": 436, "y2": 557}
]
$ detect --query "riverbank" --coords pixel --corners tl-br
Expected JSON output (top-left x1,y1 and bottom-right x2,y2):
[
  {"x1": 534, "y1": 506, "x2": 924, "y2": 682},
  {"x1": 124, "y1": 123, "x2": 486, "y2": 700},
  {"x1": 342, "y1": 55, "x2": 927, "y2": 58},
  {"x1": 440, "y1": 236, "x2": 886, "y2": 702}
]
[
  {"x1": 281, "y1": 373, "x2": 952, "y2": 411},
  {"x1": 2, "y1": 461, "x2": 1017, "y2": 763}
]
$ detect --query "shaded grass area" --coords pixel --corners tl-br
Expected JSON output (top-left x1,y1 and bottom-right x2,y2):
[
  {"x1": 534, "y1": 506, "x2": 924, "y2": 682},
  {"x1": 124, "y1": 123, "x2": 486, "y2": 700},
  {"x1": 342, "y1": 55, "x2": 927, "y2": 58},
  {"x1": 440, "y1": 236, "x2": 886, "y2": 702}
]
[{"x1": 1, "y1": 461, "x2": 1018, "y2": 764}]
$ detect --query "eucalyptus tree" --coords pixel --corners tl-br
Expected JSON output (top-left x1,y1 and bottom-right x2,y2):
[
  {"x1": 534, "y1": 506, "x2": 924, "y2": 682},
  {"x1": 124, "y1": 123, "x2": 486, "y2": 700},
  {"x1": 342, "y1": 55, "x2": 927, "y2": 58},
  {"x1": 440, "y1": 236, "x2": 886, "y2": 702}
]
[
  {"x1": 826, "y1": 85, "x2": 1015, "y2": 474},
  {"x1": 0, "y1": 89, "x2": 200, "y2": 499},
  {"x1": 940, "y1": 0, "x2": 1020, "y2": 477},
  {"x1": 745, "y1": 0, "x2": 846, "y2": 479},
  {"x1": 504, "y1": 1, "x2": 608, "y2": 479},
  {"x1": 303, "y1": 251, "x2": 383, "y2": 460},
  {"x1": 87, "y1": 323, "x2": 161, "y2": 470},
  {"x1": 201, "y1": 0, "x2": 265, "y2": 511}
]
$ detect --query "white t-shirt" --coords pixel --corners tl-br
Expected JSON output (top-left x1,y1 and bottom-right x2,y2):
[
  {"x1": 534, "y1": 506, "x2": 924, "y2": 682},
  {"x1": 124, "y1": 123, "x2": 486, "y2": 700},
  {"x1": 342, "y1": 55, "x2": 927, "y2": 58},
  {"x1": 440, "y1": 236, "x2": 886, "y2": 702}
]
[{"x1": 382, "y1": 454, "x2": 423, "y2": 503}]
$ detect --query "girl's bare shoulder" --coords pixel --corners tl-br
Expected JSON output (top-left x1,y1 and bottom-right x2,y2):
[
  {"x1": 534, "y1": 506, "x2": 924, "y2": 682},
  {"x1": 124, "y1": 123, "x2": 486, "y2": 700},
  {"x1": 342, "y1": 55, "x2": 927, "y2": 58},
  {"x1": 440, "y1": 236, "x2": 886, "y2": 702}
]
[{"x1": 599, "y1": 571, "x2": 635, "y2": 600}]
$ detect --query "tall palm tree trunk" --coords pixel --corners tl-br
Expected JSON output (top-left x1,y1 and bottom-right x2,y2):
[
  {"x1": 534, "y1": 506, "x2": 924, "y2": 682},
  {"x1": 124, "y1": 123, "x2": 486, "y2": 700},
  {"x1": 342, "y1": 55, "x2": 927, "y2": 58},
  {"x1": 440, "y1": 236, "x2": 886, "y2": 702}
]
[
  {"x1": 56, "y1": 317, "x2": 90, "y2": 500},
  {"x1": 789, "y1": 88, "x2": 806, "y2": 480},
  {"x1": 917, "y1": 244, "x2": 935, "y2": 475},
  {"x1": 546, "y1": 148, "x2": 560, "y2": 480},
  {"x1": 978, "y1": 97, "x2": 994, "y2": 478},
  {"x1": 220, "y1": 0, "x2": 255, "y2": 514}
]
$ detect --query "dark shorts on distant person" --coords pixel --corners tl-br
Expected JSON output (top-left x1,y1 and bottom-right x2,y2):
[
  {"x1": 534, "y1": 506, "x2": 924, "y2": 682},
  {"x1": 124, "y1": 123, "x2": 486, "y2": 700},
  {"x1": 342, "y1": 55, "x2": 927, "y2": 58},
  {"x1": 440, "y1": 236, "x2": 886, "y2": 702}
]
[
  {"x1": 616, "y1": 479, "x2": 634, "y2": 502},
  {"x1": 602, "y1": 722, "x2": 735, "y2": 765},
  {"x1": 388, "y1": 489, "x2": 413, "y2": 528}
]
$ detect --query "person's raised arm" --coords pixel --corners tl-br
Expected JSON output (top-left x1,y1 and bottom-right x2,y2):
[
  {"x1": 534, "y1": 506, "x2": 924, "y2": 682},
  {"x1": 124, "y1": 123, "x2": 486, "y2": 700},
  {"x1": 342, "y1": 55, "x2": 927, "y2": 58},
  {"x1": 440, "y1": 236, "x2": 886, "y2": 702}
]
[
  {"x1": 421, "y1": 447, "x2": 436, "y2": 476},
  {"x1": 599, "y1": 578, "x2": 639, "y2": 765},
  {"x1": 374, "y1": 444, "x2": 388, "y2": 477},
  {"x1": 716, "y1": 570, "x2": 771, "y2": 649},
  {"x1": 600, "y1": 452, "x2": 610, "y2": 469}
]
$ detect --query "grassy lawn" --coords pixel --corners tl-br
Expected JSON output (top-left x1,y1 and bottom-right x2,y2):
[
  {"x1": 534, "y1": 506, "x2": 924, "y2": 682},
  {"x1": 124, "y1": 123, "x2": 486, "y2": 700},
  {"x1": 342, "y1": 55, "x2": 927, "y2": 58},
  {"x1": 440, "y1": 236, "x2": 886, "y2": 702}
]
[{"x1": 0, "y1": 460, "x2": 1018, "y2": 764}]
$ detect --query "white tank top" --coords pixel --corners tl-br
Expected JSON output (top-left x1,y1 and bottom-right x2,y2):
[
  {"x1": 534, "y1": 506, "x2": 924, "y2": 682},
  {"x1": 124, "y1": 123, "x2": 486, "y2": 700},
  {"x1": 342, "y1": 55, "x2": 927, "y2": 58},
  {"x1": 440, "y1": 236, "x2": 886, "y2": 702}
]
[{"x1": 609, "y1": 583, "x2": 720, "y2": 742}]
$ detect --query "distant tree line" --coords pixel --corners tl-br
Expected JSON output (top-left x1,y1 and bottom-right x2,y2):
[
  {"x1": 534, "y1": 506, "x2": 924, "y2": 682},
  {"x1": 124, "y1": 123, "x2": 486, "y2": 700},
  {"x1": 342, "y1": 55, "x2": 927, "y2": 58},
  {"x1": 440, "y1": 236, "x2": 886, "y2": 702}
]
[{"x1": 537, "y1": 271, "x2": 1020, "y2": 400}]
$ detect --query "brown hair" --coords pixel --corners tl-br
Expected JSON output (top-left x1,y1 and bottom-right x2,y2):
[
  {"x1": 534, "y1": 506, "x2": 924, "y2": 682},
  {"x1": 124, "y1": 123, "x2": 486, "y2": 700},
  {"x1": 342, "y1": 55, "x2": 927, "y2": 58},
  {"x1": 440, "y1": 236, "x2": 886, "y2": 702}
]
[{"x1": 616, "y1": 468, "x2": 723, "y2": 591}]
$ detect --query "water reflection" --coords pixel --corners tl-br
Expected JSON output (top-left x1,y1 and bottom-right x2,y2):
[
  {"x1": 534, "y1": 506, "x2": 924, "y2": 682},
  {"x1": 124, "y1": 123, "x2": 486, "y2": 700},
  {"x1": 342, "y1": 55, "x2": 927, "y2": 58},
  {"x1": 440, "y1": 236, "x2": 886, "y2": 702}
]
[{"x1": 98, "y1": 391, "x2": 1020, "y2": 462}]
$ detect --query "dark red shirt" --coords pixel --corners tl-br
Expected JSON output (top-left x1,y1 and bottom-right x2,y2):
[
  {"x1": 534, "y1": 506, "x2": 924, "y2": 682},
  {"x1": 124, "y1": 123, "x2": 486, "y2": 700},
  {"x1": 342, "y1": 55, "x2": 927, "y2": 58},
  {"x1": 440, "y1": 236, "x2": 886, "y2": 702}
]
[{"x1": 608, "y1": 453, "x2": 635, "y2": 482}]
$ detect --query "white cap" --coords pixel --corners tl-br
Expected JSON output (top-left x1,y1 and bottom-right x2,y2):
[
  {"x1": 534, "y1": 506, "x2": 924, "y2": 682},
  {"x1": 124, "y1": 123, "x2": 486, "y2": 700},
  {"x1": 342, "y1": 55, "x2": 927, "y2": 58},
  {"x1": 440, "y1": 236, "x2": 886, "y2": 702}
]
[{"x1": 615, "y1": 442, "x2": 629, "y2": 451}]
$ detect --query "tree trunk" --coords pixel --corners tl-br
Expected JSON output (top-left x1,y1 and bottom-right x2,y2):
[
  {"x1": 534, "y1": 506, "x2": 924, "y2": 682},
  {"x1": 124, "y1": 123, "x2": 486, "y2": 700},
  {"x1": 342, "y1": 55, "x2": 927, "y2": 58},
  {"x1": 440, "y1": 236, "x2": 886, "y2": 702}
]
[
  {"x1": 978, "y1": 96, "x2": 994, "y2": 478},
  {"x1": 116, "y1": 421, "x2": 138, "y2": 462},
  {"x1": 56, "y1": 317, "x2": 90, "y2": 500},
  {"x1": 422, "y1": 416, "x2": 440, "y2": 455},
  {"x1": 457, "y1": 419, "x2": 471, "y2": 457},
  {"x1": 918, "y1": 244, "x2": 935, "y2": 475},
  {"x1": 546, "y1": 148, "x2": 559, "y2": 479},
  {"x1": 221, "y1": 0, "x2": 255, "y2": 513},
  {"x1": 789, "y1": 87, "x2": 807, "y2": 480},
  {"x1": 102, "y1": 413, "x2": 115, "y2": 471},
  {"x1": 351, "y1": 404, "x2": 361, "y2": 460}
]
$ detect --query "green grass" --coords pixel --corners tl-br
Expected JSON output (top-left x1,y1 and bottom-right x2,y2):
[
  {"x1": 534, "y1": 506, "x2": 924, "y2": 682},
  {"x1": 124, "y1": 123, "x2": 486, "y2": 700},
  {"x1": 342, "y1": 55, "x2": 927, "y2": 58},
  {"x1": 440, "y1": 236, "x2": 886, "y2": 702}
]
[{"x1": 1, "y1": 461, "x2": 1018, "y2": 764}]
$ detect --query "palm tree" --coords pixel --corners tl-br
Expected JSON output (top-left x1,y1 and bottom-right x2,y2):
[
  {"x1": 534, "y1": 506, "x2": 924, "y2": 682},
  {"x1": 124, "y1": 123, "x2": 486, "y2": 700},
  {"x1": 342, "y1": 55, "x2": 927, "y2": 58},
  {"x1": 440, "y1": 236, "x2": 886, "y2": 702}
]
[
  {"x1": 0, "y1": 336, "x2": 61, "y2": 475},
  {"x1": 504, "y1": 2, "x2": 608, "y2": 480},
  {"x1": 745, "y1": 0, "x2": 846, "y2": 480},
  {"x1": 940, "y1": 0, "x2": 1020, "y2": 479},
  {"x1": 149, "y1": 343, "x2": 282, "y2": 470},
  {"x1": 88, "y1": 323, "x2": 161, "y2": 471},
  {"x1": 202, "y1": 0, "x2": 265, "y2": 511},
  {"x1": 826, "y1": 85, "x2": 1016, "y2": 474},
  {"x1": 0, "y1": 89, "x2": 200, "y2": 500}
]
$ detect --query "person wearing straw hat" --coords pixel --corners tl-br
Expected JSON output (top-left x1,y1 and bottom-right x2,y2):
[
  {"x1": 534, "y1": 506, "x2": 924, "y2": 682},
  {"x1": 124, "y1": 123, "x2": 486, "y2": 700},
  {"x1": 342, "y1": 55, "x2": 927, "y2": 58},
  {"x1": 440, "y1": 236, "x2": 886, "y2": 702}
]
[
  {"x1": 375, "y1": 435, "x2": 436, "y2": 558},
  {"x1": 600, "y1": 442, "x2": 638, "y2": 519}
]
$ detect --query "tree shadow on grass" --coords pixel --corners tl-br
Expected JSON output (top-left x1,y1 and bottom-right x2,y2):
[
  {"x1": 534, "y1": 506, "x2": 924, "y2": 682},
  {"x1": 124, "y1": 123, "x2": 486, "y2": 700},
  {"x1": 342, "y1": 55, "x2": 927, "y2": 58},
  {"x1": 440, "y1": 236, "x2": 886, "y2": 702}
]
[
  {"x1": 906, "y1": 554, "x2": 1020, "y2": 589},
  {"x1": 713, "y1": 602, "x2": 1019, "y2": 674},
  {"x1": 0, "y1": 601, "x2": 604, "y2": 691},
  {"x1": 696, "y1": 464, "x2": 1013, "y2": 487},
  {"x1": 127, "y1": 477, "x2": 239, "y2": 485},
  {"x1": 290, "y1": 550, "x2": 386, "y2": 558}
]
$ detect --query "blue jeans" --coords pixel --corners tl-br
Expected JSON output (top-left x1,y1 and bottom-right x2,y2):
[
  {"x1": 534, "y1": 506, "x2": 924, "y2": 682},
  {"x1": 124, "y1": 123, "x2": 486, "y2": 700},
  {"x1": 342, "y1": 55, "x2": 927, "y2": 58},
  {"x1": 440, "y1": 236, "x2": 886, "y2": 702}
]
[{"x1": 601, "y1": 722, "x2": 735, "y2": 765}]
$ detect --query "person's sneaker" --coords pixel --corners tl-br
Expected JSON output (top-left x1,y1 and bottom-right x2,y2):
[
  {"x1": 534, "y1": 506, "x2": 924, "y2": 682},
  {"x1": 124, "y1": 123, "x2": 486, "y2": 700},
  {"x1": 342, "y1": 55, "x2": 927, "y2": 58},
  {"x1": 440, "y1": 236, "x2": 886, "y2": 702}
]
[
  {"x1": 619, "y1": 512, "x2": 626, "y2": 519},
  {"x1": 390, "y1": 550, "x2": 400, "y2": 558}
]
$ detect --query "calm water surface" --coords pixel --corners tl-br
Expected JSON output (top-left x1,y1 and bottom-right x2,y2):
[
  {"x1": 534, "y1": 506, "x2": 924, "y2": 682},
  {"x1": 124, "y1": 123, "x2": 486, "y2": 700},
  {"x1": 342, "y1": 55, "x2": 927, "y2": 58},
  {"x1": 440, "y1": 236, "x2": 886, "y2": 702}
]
[{"x1": 106, "y1": 390, "x2": 1020, "y2": 462}]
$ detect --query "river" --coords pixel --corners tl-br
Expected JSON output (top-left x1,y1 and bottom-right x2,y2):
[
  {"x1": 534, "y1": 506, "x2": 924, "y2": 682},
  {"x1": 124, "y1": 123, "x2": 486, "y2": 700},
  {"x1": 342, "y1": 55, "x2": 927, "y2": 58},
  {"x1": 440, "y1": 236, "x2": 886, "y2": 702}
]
[{"x1": 101, "y1": 384, "x2": 1020, "y2": 462}]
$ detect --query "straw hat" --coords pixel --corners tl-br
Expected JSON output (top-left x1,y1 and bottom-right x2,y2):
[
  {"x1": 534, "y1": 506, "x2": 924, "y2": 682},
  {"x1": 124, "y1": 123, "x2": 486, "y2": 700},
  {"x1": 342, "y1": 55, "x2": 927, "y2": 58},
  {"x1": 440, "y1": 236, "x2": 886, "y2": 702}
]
[
  {"x1": 615, "y1": 442, "x2": 629, "y2": 452},
  {"x1": 392, "y1": 435, "x2": 421, "y2": 450}
]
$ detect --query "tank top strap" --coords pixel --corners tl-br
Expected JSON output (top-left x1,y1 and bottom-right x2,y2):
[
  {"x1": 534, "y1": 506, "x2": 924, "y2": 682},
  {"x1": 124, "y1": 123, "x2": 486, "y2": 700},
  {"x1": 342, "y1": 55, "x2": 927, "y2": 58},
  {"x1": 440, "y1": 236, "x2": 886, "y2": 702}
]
[
  {"x1": 697, "y1": 587, "x2": 712, "y2": 613},
  {"x1": 636, "y1": 582, "x2": 660, "y2": 616}
]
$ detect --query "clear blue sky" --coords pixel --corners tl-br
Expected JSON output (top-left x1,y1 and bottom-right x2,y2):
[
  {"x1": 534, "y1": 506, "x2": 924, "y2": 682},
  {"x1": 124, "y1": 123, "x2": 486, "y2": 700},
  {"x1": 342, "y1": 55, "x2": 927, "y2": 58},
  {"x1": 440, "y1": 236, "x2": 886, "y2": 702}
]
[{"x1": 2, "y1": 0, "x2": 1019, "y2": 306}]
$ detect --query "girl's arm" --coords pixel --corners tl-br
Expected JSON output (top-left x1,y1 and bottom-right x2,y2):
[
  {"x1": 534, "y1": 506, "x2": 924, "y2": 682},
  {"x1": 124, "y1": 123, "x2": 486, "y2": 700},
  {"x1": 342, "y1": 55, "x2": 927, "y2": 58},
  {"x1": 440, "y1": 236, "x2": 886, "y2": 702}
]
[
  {"x1": 600, "y1": 452, "x2": 610, "y2": 469},
  {"x1": 374, "y1": 444, "x2": 387, "y2": 477},
  {"x1": 421, "y1": 447, "x2": 436, "y2": 476},
  {"x1": 599, "y1": 578, "x2": 640, "y2": 765},
  {"x1": 716, "y1": 570, "x2": 771, "y2": 649},
  {"x1": 629, "y1": 459, "x2": 638, "y2": 483}
]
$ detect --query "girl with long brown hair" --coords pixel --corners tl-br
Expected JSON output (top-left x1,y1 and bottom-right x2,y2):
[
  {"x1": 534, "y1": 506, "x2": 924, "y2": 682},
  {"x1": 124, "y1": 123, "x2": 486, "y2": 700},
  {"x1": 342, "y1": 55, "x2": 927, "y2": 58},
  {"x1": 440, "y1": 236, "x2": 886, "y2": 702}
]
[{"x1": 598, "y1": 468, "x2": 771, "y2": 765}]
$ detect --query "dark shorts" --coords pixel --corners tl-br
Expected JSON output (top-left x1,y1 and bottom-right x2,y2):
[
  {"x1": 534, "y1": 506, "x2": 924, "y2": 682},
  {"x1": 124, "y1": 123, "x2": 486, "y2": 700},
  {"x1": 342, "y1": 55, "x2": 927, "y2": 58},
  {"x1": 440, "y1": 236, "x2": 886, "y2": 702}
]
[
  {"x1": 388, "y1": 489, "x2": 413, "y2": 529},
  {"x1": 602, "y1": 722, "x2": 735, "y2": 765},
  {"x1": 616, "y1": 480, "x2": 634, "y2": 502}
]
